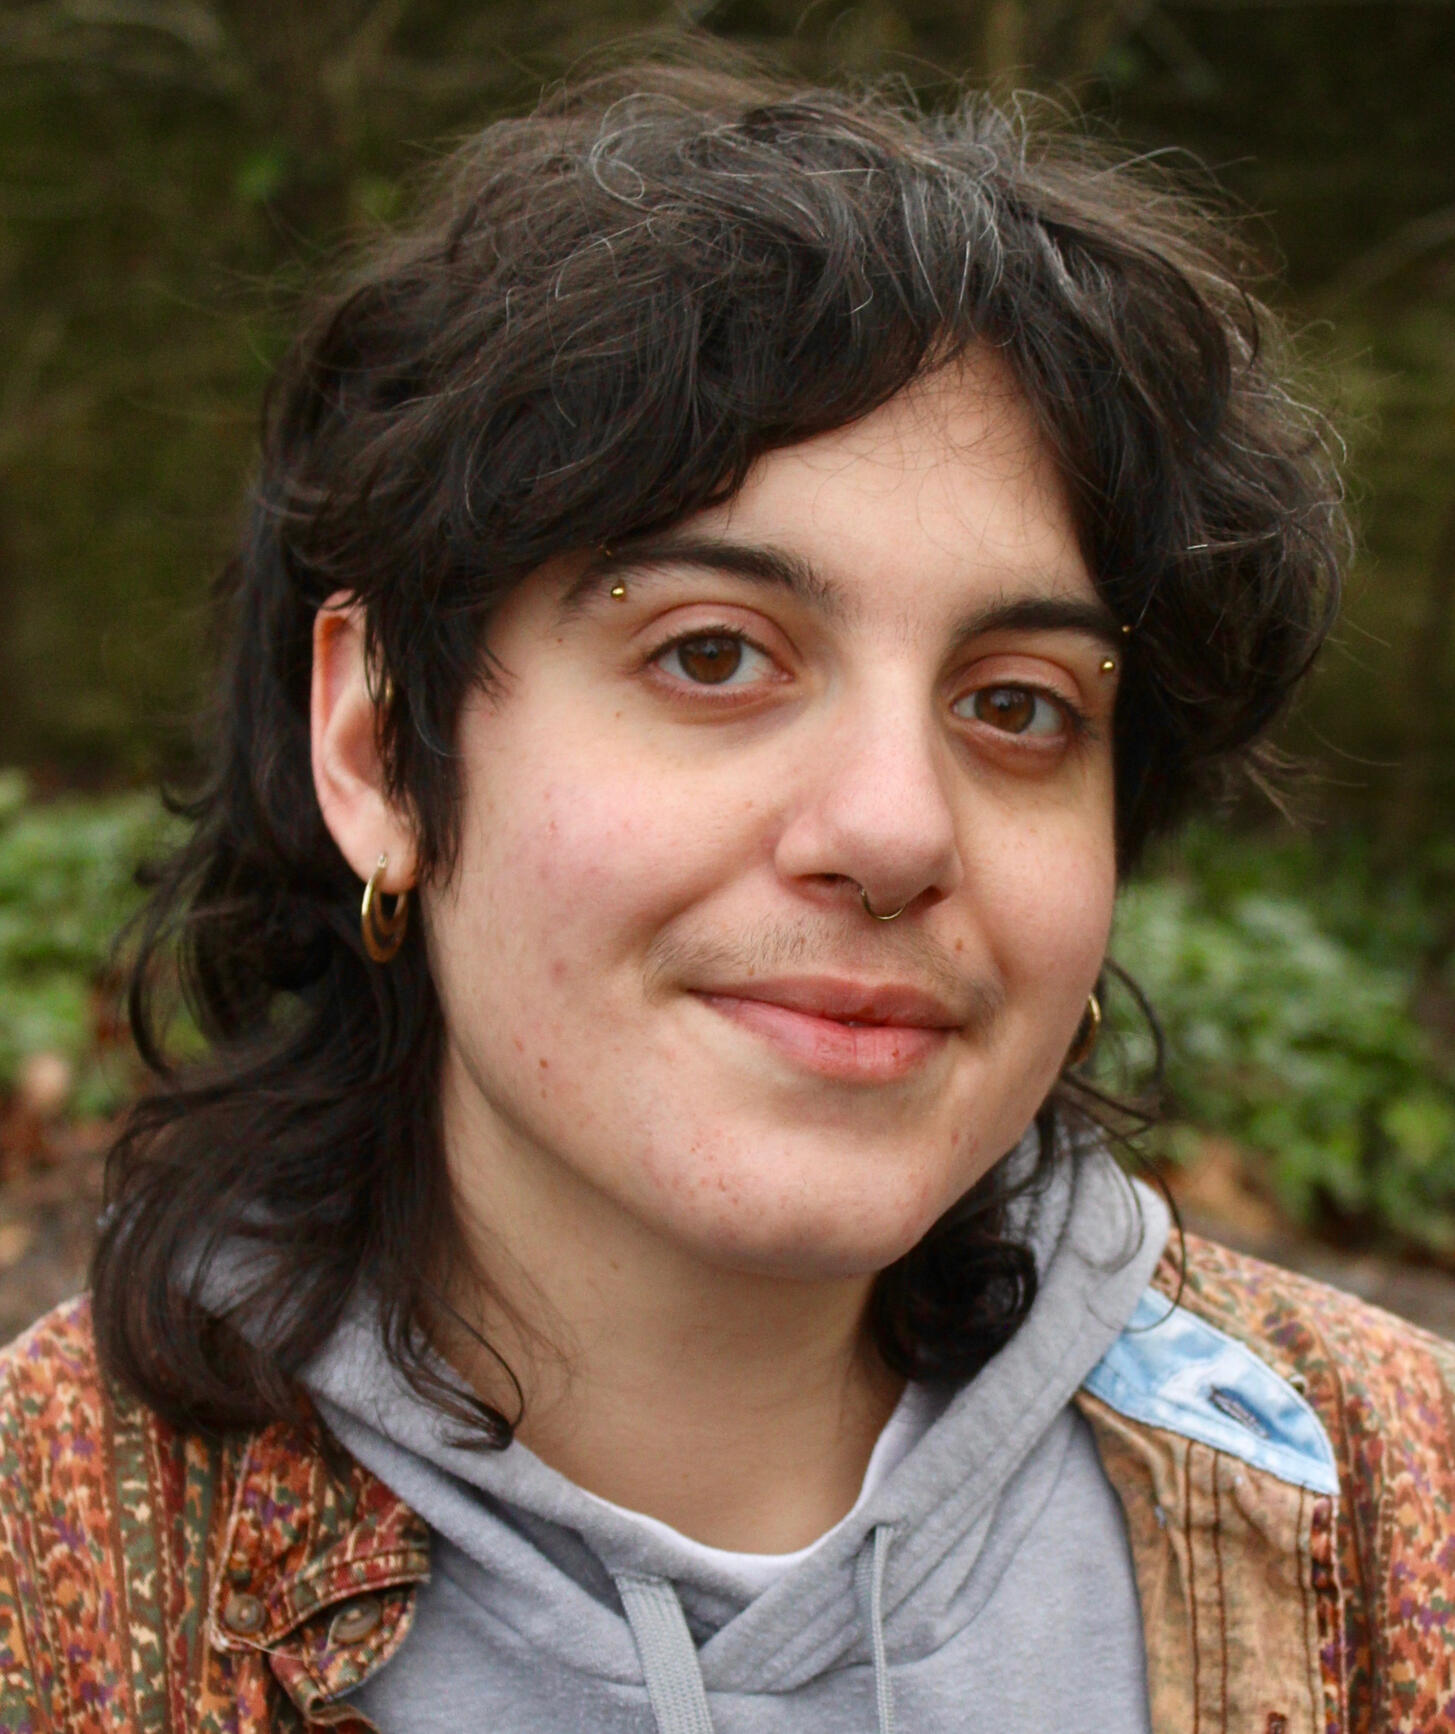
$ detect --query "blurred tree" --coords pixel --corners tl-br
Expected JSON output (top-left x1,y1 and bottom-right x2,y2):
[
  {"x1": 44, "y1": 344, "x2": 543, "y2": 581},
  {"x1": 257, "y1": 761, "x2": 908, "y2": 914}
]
[{"x1": 1386, "y1": 482, "x2": 1455, "y2": 850}]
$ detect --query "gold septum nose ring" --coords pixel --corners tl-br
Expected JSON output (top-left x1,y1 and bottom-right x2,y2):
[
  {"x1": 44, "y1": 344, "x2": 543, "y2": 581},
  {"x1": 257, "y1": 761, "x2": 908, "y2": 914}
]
[
  {"x1": 857, "y1": 883, "x2": 909, "y2": 922},
  {"x1": 361, "y1": 852, "x2": 410, "y2": 963}
]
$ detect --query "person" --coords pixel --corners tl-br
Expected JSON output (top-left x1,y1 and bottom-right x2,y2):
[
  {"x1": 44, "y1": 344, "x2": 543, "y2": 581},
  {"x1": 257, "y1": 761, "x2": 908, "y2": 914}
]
[{"x1": 2, "y1": 56, "x2": 1452, "y2": 1734}]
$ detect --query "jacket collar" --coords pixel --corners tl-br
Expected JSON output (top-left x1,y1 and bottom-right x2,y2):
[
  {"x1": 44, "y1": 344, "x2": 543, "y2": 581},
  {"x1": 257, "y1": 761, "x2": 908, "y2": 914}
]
[{"x1": 208, "y1": 1413, "x2": 429, "y2": 1710}]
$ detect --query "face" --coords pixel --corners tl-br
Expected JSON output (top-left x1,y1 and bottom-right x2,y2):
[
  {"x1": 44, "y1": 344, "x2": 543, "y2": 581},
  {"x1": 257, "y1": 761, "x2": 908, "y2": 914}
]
[{"x1": 424, "y1": 355, "x2": 1120, "y2": 1283}]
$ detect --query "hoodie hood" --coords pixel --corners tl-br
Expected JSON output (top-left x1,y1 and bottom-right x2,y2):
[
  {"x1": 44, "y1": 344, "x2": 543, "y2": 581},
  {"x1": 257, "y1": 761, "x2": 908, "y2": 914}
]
[{"x1": 304, "y1": 1144, "x2": 1167, "y2": 1731}]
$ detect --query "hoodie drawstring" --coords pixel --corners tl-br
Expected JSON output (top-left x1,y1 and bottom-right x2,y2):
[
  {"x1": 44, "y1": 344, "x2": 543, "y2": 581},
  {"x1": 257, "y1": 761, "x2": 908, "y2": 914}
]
[
  {"x1": 615, "y1": 1522, "x2": 898, "y2": 1734},
  {"x1": 856, "y1": 1522, "x2": 899, "y2": 1734},
  {"x1": 616, "y1": 1572, "x2": 716, "y2": 1734}
]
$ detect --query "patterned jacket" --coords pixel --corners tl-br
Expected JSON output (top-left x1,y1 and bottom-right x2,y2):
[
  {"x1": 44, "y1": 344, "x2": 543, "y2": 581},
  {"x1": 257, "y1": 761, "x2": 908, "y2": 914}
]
[{"x1": 1, "y1": 1235, "x2": 1453, "y2": 1732}]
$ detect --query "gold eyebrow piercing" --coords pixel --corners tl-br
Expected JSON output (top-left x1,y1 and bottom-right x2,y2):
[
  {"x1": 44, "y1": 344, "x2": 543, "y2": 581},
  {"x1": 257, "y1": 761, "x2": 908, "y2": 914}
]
[{"x1": 609, "y1": 582, "x2": 627, "y2": 600}]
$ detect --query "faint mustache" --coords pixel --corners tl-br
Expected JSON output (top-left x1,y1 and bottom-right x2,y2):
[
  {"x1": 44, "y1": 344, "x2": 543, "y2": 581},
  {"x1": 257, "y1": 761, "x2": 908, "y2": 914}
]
[{"x1": 645, "y1": 923, "x2": 1004, "y2": 1032}]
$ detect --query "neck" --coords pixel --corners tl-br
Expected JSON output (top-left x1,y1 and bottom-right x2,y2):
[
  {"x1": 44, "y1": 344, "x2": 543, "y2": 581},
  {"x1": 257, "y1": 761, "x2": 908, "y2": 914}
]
[{"x1": 437, "y1": 1104, "x2": 904, "y2": 1554}]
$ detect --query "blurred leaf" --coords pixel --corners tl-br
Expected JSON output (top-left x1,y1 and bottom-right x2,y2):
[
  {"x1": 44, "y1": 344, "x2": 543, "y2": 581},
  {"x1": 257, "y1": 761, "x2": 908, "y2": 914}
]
[
  {"x1": 0, "y1": 774, "x2": 27, "y2": 828},
  {"x1": 0, "y1": 789, "x2": 181, "y2": 1103},
  {"x1": 234, "y1": 143, "x2": 293, "y2": 206},
  {"x1": 1106, "y1": 822, "x2": 1455, "y2": 1253}
]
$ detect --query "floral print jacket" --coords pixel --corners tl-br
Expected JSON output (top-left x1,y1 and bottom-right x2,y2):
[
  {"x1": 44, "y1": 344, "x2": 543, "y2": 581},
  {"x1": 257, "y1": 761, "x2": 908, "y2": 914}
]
[{"x1": 1, "y1": 1234, "x2": 1453, "y2": 1732}]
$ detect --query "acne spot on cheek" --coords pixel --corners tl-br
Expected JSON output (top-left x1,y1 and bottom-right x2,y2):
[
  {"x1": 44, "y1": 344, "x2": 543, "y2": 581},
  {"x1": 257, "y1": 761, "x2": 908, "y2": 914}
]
[
  {"x1": 550, "y1": 958, "x2": 568, "y2": 983},
  {"x1": 538, "y1": 1057, "x2": 549, "y2": 1070},
  {"x1": 954, "y1": 938, "x2": 964, "y2": 954}
]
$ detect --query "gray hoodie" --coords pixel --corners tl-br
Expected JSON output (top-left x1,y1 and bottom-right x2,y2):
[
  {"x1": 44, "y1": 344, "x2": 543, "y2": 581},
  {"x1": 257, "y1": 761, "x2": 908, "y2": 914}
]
[{"x1": 304, "y1": 1146, "x2": 1169, "y2": 1733}]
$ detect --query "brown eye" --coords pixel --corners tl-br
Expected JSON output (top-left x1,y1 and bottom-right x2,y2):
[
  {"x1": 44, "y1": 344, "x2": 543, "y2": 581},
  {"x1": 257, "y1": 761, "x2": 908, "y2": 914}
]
[
  {"x1": 658, "y1": 634, "x2": 756, "y2": 685},
  {"x1": 651, "y1": 630, "x2": 779, "y2": 694},
  {"x1": 955, "y1": 686, "x2": 1065, "y2": 736},
  {"x1": 677, "y1": 636, "x2": 742, "y2": 683}
]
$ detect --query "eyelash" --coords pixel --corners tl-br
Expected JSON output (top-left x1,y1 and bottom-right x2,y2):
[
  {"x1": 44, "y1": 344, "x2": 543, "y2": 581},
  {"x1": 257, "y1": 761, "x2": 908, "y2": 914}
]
[{"x1": 647, "y1": 626, "x2": 1095, "y2": 744}]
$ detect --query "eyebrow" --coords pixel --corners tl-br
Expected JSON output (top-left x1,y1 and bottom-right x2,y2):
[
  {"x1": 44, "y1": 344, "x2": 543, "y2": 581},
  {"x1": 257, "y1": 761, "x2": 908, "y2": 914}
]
[
  {"x1": 559, "y1": 534, "x2": 843, "y2": 618},
  {"x1": 559, "y1": 531, "x2": 1123, "y2": 651},
  {"x1": 949, "y1": 593, "x2": 1124, "y2": 654}
]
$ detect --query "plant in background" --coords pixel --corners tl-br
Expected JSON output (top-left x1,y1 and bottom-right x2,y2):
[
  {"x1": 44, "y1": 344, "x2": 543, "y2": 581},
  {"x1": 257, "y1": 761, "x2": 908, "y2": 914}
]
[
  {"x1": 0, "y1": 775, "x2": 176, "y2": 1117},
  {"x1": 1108, "y1": 824, "x2": 1455, "y2": 1255}
]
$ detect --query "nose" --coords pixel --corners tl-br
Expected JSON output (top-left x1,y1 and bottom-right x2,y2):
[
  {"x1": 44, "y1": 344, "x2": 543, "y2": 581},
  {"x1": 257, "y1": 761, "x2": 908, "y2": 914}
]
[{"x1": 772, "y1": 685, "x2": 964, "y2": 919}]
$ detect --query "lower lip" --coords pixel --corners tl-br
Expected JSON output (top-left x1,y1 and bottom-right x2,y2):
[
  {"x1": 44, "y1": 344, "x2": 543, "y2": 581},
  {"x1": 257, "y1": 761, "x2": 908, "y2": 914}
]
[{"x1": 698, "y1": 994, "x2": 950, "y2": 1082}]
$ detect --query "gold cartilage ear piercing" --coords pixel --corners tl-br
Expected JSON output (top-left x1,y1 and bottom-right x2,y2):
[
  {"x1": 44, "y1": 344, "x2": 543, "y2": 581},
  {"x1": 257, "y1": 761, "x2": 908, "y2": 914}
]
[
  {"x1": 609, "y1": 582, "x2": 627, "y2": 600},
  {"x1": 1099, "y1": 658, "x2": 1117, "y2": 675},
  {"x1": 361, "y1": 852, "x2": 410, "y2": 963}
]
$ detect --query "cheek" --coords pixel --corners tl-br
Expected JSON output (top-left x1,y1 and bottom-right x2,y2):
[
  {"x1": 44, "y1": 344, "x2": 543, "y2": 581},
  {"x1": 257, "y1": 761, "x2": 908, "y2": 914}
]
[
  {"x1": 437, "y1": 743, "x2": 765, "y2": 1016},
  {"x1": 502, "y1": 774, "x2": 725, "y2": 936},
  {"x1": 975, "y1": 809, "x2": 1117, "y2": 997}
]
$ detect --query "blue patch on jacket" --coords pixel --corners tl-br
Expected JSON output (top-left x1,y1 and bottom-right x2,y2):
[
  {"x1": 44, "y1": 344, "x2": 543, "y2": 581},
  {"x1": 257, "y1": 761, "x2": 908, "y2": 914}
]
[{"x1": 1082, "y1": 1289, "x2": 1340, "y2": 1496}]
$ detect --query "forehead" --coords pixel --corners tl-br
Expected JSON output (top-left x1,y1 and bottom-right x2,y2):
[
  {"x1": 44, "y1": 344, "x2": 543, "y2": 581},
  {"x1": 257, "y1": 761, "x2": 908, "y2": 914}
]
[
  {"x1": 553, "y1": 348, "x2": 1109, "y2": 655},
  {"x1": 651, "y1": 352, "x2": 1093, "y2": 630},
  {"x1": 743, "y1": 349, "x2": 1068, "y2": 520}
]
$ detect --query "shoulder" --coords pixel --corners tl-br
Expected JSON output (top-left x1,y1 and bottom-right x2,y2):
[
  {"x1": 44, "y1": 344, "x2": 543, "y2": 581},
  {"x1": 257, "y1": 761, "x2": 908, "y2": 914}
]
[
  {"x1": 0, "y1": 1291, "x2": 117, "y2": 1449},
  {"x1": 1162, "y1": 1231, "x2": 1455, "y2": 1454},
  {"x1": 0, "y1": 1291, "x2": 225, "y2": 1511},
  {"x1": 0, "y1": 1296, "x2": 236, "y2": 1730},
  {"x1": 0, "y1": 1298, "x2": 429, "y2": 1733},
  {"x1": 0, "y1": 1293, "x2": 144, "y2": 1552},
  {"x1": 1160, "y1": 1234, "x2": 1455, "y2": 1719}
]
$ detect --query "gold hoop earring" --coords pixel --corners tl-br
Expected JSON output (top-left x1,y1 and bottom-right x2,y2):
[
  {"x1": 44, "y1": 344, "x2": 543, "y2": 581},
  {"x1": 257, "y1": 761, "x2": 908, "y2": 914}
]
[
  {"x1": 857, "y1": 883, "x2": 908, "y2": 922},
  {"x1": 361, "y1": 852, "x2": 410, "y2": 963},
  {"x1": 1065, "y1": 991, "x2": 1102, "y2": 1068}
]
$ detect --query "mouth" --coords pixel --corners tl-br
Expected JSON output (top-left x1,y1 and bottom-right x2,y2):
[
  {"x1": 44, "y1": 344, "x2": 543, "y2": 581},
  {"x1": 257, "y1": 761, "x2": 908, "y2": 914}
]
[{"x1": 692, "y1": 976, "x2": 963, "y2": 1083}]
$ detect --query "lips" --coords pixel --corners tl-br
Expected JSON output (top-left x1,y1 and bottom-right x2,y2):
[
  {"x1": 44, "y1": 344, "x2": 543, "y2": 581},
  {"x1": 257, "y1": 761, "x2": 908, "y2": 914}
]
[{"x1": 693, "y1": 975, "x2": 963, "y2": 1082}]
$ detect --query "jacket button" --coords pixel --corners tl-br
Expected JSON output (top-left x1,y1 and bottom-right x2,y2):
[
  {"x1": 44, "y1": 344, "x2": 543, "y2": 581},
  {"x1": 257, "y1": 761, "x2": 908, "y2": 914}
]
[
  {"x1": 330, "y1": 1596, "x2": 383, "y2": 1645},
  {"x1": 222, "y1": 1591, "x2": 266, "y2": 1635}
]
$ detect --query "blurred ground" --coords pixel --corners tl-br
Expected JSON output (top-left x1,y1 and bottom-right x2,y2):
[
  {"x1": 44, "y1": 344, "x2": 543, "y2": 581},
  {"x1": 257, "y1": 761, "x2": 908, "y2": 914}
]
[
  {"x1": 1150, "y1": 1137, "x2": 1455, "y2": 1342},
  {"x1": 2, "y1": 1119, "x2": 1454, "y2": 1348},
  {"x1": 0, "y1": 1119, "x2": 109, "y2": 1344}
]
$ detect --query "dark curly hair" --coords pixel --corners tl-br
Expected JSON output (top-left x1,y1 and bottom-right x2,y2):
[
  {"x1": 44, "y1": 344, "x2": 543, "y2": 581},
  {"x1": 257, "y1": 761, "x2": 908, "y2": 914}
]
[{"x1": 93, "y1": 58, "x2": 1347, "y2": 1441}]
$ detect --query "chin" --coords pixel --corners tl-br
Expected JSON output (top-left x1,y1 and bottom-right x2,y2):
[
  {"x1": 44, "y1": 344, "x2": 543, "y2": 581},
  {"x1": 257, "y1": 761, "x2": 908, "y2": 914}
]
[{"x1": 667, "y1": 1170, "x2": 952, "y2": 1281}]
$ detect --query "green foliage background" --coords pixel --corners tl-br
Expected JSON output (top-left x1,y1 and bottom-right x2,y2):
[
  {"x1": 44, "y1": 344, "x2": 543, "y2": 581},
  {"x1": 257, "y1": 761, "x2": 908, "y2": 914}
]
[
  {"x1": 1107, "y1": 827, "x2": 1455, "y2": 1252},
  {"x1": 1, "y1": 0, "x2": 1453, "y2": 1247},
  {"x1": 0, "y1": 774, "x2": 177, "y2": 1112}
]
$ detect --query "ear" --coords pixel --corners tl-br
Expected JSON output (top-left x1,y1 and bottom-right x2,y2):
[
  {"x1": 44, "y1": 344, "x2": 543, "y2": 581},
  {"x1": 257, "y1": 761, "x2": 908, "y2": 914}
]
[{"x1": 311, "y1": 594, "x2": 418, "y2": 892}]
